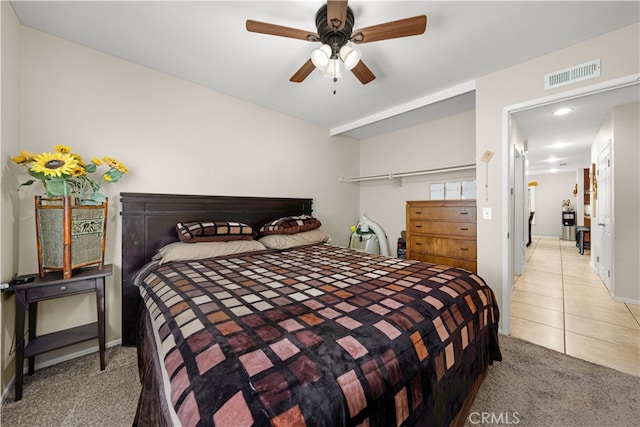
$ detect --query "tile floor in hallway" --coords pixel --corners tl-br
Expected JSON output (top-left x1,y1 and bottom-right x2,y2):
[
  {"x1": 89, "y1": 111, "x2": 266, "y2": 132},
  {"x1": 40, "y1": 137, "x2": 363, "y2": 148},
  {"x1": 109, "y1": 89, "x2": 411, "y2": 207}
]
[{"x1": 510, "y1": 236, "x2": 640, "y2": 377}]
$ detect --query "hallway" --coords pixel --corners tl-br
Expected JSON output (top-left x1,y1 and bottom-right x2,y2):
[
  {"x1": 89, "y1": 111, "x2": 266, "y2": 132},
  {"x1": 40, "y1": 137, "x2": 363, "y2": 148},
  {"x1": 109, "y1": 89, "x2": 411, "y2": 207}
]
[{"x1": 510, "y1": 236, "x2": 640, "y2": 376}]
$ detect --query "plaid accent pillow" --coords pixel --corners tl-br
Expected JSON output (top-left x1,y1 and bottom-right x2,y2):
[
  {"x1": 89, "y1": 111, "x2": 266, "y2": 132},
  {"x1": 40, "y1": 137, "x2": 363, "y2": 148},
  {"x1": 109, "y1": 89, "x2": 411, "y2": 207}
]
[
  {"x1": 176, "y1": 221, "x2": 255, "y2": 242},
  {"x1": 259, "y1": 215, "x2": 322, "y2": 235}
]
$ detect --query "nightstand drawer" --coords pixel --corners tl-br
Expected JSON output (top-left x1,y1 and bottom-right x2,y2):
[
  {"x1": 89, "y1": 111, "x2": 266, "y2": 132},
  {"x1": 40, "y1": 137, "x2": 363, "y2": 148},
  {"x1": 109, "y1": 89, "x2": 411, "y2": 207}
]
[{"x1": 26, "y1": 280, "x2": 93, "y2": 301}]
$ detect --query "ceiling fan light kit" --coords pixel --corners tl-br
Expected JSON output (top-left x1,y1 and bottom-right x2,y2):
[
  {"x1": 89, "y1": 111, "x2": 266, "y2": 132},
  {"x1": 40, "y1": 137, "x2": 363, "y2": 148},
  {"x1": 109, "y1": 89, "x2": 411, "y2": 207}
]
[
  {"x1": 324, "y1": 59, "x2": 343, "y2": 79},
  {"x1": 311, "y1": 44, "x2": 332, "y2": 69},
  {"x1": 311, "y1": 43, "x2": 360, "y2": 77},
  {"x1": 246, "y1": 1, "x2": 427, "y2": 86},
  {"x1": 339, "y1": 45, "x2": 361, "y2": 70}
]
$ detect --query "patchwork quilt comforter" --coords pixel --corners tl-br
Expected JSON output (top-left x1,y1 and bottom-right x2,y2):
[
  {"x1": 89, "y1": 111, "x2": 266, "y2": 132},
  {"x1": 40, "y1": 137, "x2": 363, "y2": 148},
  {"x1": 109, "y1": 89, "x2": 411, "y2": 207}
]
[{"x1": 134, "y1": 243, "x2": 502, "y2": 427}]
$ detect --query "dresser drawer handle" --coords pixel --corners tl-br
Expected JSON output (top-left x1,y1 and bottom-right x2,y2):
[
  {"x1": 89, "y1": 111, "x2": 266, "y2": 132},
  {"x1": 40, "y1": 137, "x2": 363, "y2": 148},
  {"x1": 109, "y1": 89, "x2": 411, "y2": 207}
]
[
  {"x1": 415, "y1": 242, "x2": 422, "y2": 246},
  {"x1": 460, "y1": 227, "x2": 469, "y2": 231},
  {"x1": 415, "y1": 225, "x2": 422, "y2": 228},
  {"x1": 415, "y1": 211, "x2": 422, "y2": 214},
  {"x1": 461, "y1": 248, "x2": 469, "y2": 251},
  {"x1": 460, "y1": 212, "x2": 469, "y2": 215},
  {"x1": 60, "y1": 285, "x2": 67, "y2": 291}
]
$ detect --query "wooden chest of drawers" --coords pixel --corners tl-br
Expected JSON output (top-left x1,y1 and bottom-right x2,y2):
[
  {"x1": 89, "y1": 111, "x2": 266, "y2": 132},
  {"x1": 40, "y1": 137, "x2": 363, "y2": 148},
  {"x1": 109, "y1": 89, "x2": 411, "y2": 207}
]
[{"x1": 406, "y1": 200, "x2": 477, "y2": 272}]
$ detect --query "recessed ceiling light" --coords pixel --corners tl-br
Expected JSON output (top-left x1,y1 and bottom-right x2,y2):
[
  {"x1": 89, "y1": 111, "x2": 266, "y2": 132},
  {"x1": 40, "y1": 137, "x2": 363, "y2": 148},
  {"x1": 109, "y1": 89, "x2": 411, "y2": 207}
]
[
  {"x1": 552, "y1": 141, "x2": 568, "y2": 149},
  {"x1": 550, "y1": 168, "x2": 558, "y2": 173},
  {"x1": 552, "y1": 107, "x2": 573, "y2": 116},
  {"x1": 546, "y1": 156, "x2": 559, "y2": 163}
]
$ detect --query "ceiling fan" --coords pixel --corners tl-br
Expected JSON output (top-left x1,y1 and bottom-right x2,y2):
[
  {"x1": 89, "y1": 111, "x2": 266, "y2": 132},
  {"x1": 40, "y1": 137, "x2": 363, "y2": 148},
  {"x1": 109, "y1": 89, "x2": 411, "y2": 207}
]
[{"x1": 246, "y1": 1, "x2": 427, "y2": 85}]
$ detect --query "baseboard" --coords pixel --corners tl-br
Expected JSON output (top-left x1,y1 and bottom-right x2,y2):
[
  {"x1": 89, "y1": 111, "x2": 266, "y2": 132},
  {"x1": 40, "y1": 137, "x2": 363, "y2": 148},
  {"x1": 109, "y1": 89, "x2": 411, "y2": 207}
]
[
  {"x1": 1, "y1": 338, "x2": 122, "y2": 405},
  {"x1": 613, "y1": 295, "x2": 640, "y2": 305}
]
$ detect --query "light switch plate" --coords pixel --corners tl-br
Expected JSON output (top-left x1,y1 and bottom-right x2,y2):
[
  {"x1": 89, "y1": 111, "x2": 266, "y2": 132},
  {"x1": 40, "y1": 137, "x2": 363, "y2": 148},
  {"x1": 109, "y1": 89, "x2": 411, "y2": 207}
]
[{"x1": 483, "y1": 207, "x2": 492, "y2": 220}]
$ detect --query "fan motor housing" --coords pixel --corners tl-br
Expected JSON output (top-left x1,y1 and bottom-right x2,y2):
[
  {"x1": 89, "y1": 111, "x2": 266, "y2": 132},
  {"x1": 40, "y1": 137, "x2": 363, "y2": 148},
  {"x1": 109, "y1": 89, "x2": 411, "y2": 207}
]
[{"x1": 315, "y1": 5, "x2": 354, "y2": 50}]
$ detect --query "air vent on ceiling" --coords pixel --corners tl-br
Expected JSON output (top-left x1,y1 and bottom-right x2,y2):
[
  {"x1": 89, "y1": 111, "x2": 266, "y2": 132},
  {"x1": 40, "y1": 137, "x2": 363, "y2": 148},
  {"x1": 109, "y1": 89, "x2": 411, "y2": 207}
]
[{"x1": 544, "y1": 59, "x2": 601, "y2": 90}]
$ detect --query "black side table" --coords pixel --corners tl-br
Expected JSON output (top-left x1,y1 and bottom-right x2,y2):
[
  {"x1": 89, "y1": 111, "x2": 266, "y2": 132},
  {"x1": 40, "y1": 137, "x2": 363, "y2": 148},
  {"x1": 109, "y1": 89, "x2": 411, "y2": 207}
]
[{"x1": 3, "y1": 264, "x2": 112, "y2": 401}]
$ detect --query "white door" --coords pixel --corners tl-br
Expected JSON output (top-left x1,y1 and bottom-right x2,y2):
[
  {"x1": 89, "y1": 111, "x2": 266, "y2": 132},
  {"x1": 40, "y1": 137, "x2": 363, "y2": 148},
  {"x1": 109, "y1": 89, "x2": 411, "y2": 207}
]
[
  {"x1": 597, "y1": 142, "x2": 612, "y2": 291},
  {"x1": 514, "y1": 149, "x2": 526, "y2": 275}
]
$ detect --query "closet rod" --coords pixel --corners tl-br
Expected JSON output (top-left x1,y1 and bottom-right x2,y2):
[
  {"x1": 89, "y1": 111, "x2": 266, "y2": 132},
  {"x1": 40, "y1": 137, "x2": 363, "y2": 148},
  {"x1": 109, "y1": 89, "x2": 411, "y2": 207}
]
[
  {"x1": 346, "y1": 163, "x2": 476, "y2": 183},
  {"x1": 348, "y1": 173, "x2": 395, "y2": 182},
  {"x1": 393, "y1": 163, "x2": 476, "y2": 178}
]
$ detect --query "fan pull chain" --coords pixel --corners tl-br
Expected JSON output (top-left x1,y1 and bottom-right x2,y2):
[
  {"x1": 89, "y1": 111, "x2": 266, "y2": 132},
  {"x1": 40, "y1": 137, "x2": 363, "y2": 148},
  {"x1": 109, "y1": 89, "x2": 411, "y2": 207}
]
[{"x1": 332, "y1": 59, "x2": 338, "y2": 94}]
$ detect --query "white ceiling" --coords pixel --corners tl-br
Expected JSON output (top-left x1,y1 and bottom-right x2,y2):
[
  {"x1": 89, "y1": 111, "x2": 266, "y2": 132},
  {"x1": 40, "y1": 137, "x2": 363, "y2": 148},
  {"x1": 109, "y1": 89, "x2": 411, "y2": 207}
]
[
  {"x1": 513, "y1": 84, "x2": 639, "y2": 177},
  {"x1": 10, "y1": 1, "x2": 640, "y2": 171}
]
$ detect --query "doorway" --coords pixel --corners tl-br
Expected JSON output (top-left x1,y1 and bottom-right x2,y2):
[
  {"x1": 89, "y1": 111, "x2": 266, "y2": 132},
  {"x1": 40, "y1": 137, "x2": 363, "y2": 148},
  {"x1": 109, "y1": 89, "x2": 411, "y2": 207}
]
[
  {"x1": 503, "y1": 79, "x2": 640, "y2": 374},
  {"x1": 501, "y1": 75, "x2": 640, "y2": 336}
]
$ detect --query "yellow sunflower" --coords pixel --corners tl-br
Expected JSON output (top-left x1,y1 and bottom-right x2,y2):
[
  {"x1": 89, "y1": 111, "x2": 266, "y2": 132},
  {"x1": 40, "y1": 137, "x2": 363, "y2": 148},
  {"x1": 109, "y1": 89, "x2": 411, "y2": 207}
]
[
  {"x1": 54, "y1": 144, "x2": 72, "y2": 154},
  {"x1": 92, "y1": 157, "x2": 103, "y2": 166},
  {"x1": 102, "y1": 156, "x2": 129, "y2": 174},
  {"x1": 11, "y1": 150, "x2": 36, "y2": 165},
  {"x1": 30, "y1": 152, "x2": 79, "y2": 177},
  {"x1": 72, "y1": 153, "x2": 86, "y2": 167},
  {"x1": 70, "y1": 166, "x2": 87, "y2": 177}
]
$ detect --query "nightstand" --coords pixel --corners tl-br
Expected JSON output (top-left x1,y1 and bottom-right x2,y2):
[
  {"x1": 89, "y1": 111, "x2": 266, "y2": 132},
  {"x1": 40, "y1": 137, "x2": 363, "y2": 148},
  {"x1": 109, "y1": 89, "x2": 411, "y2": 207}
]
[{"x1": 4, "y1": 264, "x2": 112, "y2": 401}]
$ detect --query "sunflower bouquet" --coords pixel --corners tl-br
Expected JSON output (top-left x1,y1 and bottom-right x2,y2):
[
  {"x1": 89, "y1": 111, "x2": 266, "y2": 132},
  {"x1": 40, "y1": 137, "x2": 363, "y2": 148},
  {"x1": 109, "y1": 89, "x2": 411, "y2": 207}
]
[{"x1": 11, "y1": 145, "x2": 128, "y2": 205}]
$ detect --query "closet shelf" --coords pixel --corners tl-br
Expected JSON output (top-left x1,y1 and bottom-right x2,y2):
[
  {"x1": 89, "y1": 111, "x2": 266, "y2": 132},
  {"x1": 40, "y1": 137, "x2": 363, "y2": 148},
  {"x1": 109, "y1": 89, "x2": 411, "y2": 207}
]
[{"x1": 340, "y1": 163, "x2": 476, "y2": 186}]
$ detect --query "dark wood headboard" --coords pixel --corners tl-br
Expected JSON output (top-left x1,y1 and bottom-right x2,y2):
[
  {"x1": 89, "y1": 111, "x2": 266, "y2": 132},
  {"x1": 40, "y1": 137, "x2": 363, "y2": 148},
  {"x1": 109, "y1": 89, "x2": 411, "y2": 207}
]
[{"x1": 120, "y1": 192, "x2": 313, "y2": 345}]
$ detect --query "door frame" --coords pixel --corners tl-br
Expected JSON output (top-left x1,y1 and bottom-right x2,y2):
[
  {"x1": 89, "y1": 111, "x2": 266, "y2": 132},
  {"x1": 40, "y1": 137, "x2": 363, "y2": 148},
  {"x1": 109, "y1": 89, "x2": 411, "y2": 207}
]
[{"x1": 499, "y1": 73, "x2": 639, "y2": 335}]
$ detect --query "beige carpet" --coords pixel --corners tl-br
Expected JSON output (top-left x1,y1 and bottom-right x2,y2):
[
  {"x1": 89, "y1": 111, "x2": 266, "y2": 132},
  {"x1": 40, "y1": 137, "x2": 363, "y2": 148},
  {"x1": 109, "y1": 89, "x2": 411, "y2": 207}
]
[
  {"x1": 1, "y1": 335, "x2": 639, "y2": 426},
  {"x1": 467, "y1": 335, "x2": 640, "y2": 427},
  {"x1": 1, "y1": 346, "x2": 139, "y2": 426}
]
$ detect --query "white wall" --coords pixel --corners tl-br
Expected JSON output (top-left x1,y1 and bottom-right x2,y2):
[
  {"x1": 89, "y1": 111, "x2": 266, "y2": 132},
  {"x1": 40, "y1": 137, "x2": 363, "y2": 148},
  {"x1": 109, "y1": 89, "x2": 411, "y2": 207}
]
[
  {"x1": 527, "y1": 173, "x2": 577, "y2": 238},
  {"x1": 0, "y1": 0, "x2": 22, "y2": 396},
  {"x1": 611, "y1": 102, "x2": 639, "y2": 301},
  {"x1": 475, "y1": 23, "x2": 639, "y2": 326},
  {"x1": 4, "y1": 27, "x2": 360, "y2": 375},
  {"x1": 357, "y1": 110, "x2": 476, "y2": 255}
]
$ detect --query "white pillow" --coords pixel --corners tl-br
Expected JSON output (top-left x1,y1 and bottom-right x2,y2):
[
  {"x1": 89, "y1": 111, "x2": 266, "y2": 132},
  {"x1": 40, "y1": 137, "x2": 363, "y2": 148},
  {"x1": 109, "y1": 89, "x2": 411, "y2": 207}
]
[
  {"x1": 153, "y1": 240, "x2": 267, "y2": 264},
  {"x1": 258, "y1": 228, "x2": 332, "y2": 250}
]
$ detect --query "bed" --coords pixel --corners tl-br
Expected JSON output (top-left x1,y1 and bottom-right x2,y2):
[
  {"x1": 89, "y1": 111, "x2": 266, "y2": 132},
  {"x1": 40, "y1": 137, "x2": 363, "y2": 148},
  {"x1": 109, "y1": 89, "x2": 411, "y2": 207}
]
[{"x1": 121, "y1": 192, "x2": 502, "y2": 427}]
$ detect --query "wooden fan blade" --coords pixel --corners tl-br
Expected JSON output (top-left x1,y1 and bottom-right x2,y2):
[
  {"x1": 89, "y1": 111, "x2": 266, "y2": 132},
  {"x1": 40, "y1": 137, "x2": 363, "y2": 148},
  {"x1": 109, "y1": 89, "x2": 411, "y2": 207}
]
[
  {"x1": 352, "y1": 15, "x2": 427, "y2": 44},
  {"x1": 246, "y1": 20, "x2": 318, "y2": 41},
  {"x1": 290, "y1": 59, "x2": 316, "y2": 83},
  {"x1": 351, "y1": 60, "x2": 375, "y2": 84},
  {"x1": 327, "y1": 1, "x2": 349, "y2": 30}
]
